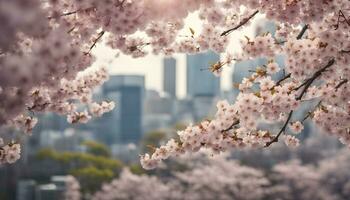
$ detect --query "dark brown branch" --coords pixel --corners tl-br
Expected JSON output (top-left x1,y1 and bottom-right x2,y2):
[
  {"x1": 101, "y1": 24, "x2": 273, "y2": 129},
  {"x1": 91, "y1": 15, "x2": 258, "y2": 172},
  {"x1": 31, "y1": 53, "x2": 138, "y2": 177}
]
[
  {"x1": 85, "y1": 31, "x2": 105, "y2": 55},
  {"x1": 221, "y1": 10, "x2": 259, "y2": 36},
  {"x1": 221, "y1": 120, "x2": 240, "y2": 133},
  {"x1": 335, "y1": 79, "x2": 348, "y2": 90},
  {"x1": 334, "y1": 10, "x2": 350, "y2": 30},
  {"x1": 265, "y1": 110, "x2": 294, "y2": 147},
  {"x1": 48, "y1": 7, "x2": 95, "y2": 19},
  {"x1": 340, "y1": 50, "x2": 350, "y2": 54},
  {"x1": 275, "y1": 23, "x2": 309, "y2": 44},
  {"x1": 296, "y1": 24, "x2": 309, "y2": 40},
  {"x1": 296, "y1": 58, "x2": 336, "y2": 100},
  {"x1": 67, "y1": 26, "x2": 76, "y2": 34},
  {"x1": 302, "y1": 100, "x2": 322, "y2": 122},
  {"x1": 276, "y1": 73, "x2": 292, "y2": 86}
]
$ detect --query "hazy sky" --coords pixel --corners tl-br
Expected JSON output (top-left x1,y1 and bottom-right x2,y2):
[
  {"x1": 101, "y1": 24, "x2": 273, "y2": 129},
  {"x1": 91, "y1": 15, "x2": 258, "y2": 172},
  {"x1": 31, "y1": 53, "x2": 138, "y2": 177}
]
[{"x1": 92, "y1": 13, "x2": 264, "y2": 98}]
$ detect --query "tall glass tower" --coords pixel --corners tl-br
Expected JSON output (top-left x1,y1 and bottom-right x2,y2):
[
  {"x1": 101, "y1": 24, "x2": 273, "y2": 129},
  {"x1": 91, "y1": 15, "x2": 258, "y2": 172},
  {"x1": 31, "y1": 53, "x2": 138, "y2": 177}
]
[{"x1": 186, "y1": 51, "x2": 221, "y2": 97}]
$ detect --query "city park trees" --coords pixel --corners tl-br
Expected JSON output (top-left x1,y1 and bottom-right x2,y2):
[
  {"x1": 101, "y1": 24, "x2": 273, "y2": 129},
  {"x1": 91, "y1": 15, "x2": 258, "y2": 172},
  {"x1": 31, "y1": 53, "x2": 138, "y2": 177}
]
[{"x1": 0, "y1": 0, "x2": 349, "y2": 171}]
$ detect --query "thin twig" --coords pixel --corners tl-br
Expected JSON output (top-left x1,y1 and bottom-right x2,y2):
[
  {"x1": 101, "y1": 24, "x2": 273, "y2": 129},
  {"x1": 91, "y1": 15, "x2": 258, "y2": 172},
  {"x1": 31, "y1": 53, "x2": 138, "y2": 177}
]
[
  {"x1": 265, "y1": 110, "x2": 294, "y2": 147},
  {"x1": 340, "y1": 50, "x2": 350, "y2": 54},
  {"x1": 335, "y1": 79, "x2": 348, "y2": 90},
  {"x1": 221, "y1": 120, "x2": 240, "y2": 133},
  {"x1": 302, "y1": 100, "x2": 322, "y2": 122},
  {"x1": 85, "y1": 31, "x2": 105, "y2": 55},
  {"x1": 275, "y1": 73, "x2": 292, "y2": 86},
  {"x1": 221, "y1": 10, "x2": 259, "y2": 36},
  {"x1": 67, "y1": 26, "x2": 76, "y2": 34},
  {"x1": 296, "y1": 24, "x2": 309, "y2": 39},
  {"x1": 275, "y1": 23, "x2": 309, "y2": 44},
  {"x1": 48, "y1": 7, "x2": 95, "y2": 19}
]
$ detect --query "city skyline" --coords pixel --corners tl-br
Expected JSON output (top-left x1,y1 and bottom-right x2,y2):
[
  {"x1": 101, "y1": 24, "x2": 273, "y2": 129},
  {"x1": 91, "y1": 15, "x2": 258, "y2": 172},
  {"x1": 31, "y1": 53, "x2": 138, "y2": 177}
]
[{"x1": 91, "y1": 13, "x2": 264, "y2": 98}]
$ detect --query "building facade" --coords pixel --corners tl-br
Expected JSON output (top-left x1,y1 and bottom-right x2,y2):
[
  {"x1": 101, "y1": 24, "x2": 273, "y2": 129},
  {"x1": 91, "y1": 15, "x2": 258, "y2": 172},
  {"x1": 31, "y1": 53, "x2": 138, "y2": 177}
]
[
  {"x1": 186, "y1": 51, "x2": 221, "y2": 97},
  {"x1": 163, "y1": 57, "x2": 177, "y2": 98},
  {"x1": 97, "y1": 75, "x2": 145, "y2": 145}
]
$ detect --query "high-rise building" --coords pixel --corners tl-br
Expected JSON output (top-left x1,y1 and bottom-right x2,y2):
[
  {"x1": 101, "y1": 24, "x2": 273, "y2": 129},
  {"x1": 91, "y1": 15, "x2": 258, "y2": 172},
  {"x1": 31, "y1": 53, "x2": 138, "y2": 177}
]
[
  {"x1": 163, "y1": 57, "x2": 177, "y2": 98},
  {"x1": 16, "y1": 180, "x2": 36, "y2": 200},
  {"x1": 35, "y1": 184, "x2": 63, "y2": 200},
  {"x1": 186, "y1": 51, "x2": 221, "y2": 97},
  {"x1": 144, "y1": 90, "x2": 175, "y2": 132},
  {"x1": 97, "y1": 75, "x2": 145, "y2": 145}
]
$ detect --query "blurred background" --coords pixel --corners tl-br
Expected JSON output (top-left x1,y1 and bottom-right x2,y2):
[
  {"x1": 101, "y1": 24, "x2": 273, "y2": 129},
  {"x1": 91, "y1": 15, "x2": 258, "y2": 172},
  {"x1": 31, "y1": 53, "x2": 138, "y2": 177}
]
[{"x1": 0, "y1": 19, "x2": 349, "y2": 200}]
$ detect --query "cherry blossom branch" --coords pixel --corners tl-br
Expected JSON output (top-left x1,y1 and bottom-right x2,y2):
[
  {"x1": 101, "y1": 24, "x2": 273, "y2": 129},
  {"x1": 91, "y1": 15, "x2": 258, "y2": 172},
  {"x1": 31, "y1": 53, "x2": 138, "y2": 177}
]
[
  {"x1": 296, "y1": 24, "x2": 309, "y2": 39},
  {"x1": 266, "y1": 58, "x2": 335, "y2": 147},
  {"x1": 340, "y1": 50, "x2": 350, "y2": 54},
  {"x1": 221, "y1": 10, "x2": 259, "y2": 36},
  {"x1": 296, "y1": 58, "x2": 336, "y2": 100},
  {"x1": 221, "y1": 120, "x2": 240, "y2": 133},
  {"x1": 128, "y1": 42, "x2": 151, "y2": 52},
  {"x1": 335, "y1": 79, "x2": 348, "y2": 90},
  {"x1": 302, "y1": 100, "x2": 322, "y2": 123},
  {"x1": 48, "y1": 7, "x2": 95, "y2": 19},
  {"x1": 275, "y1": 73, "x2": 292, "y2": 86},
  {"x1": 265, "y1": 110, "x2": 294, "y2": 147},
  {"x1": 334, "y1": 10, "x2": 350, "y2": 30},
  {"x1": 275, "y1": 23, "x2": 309, "y2": 44},
  {"x1": 85, "y1": 31, "x2": 105, "y2": 55}
]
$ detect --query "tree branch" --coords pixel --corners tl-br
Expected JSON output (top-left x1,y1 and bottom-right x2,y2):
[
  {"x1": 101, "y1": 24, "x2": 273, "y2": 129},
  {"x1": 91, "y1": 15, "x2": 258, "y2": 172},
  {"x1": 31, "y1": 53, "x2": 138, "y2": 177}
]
[
  {"x1": 275, "y1": 73, "x2": 291, "y2": 86},
  {"x1": 48, "y1": 7, "x2": 95, "y2": 19},
  {"x1": 296, "y1": 24, "x2": 309, "y2": 40},
  {"x1": 335, "y1": 79, "x2": 348, "y2": 90},
  {"x1": 265, "y1": 110, "x2": 294, "y2": 147},
  {"x1": 221, "y1": 10, "x2": 259, "y2": 36},
  {"x1": 302, "y1": 100, "x2": 322, "y2": 122},
  {"x1": 296, "y1": 58, "x2": 336, "y2": 100},
  {"x1": 221, "y1": 120, "x2": 240, "y2": 133},
  {"x1": 85, "y1": 31, "x2": 105, "y2": 55},
  {"x1": 340, "y1": 50, "x2": 350, "y2": 54}
]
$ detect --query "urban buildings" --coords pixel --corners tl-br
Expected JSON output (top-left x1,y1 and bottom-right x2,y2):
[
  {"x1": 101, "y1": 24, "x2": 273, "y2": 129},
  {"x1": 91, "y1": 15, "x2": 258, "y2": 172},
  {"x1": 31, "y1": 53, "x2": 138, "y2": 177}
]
[
  {"x1": 16, "y1": 176, "x2": 75, "y2": 200},
  {"x1": 98, "y1": 75, "x2": 145, "y2": 145},
  {"x1": 163, "y1": 57, "x2": 177, "y2": 98},
  {"x1": 186, "y1": 51, "x2": 221, "y2": 120},
  {"x1": 143, "y1": 90, "x2": 175, "y2": 133},
  {"x1": 186, "y1": 51, "x2": 221, "y2": 97}
]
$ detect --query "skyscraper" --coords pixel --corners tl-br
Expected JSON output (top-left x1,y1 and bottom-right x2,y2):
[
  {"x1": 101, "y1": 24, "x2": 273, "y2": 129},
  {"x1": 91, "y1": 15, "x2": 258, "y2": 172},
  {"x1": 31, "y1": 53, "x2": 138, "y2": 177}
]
[
  {"x1": 16, "y1": 180, "x2": 36, "y2": 200},
  {"x1": 186, "y1": 51, "x2": 221, "y2": 97},
  {"x1": 97, "y1": 75, "x2": 145, "y2": 145},
  {"x1": 163, "y1": 57, "x2": 177, "y2": 98}
]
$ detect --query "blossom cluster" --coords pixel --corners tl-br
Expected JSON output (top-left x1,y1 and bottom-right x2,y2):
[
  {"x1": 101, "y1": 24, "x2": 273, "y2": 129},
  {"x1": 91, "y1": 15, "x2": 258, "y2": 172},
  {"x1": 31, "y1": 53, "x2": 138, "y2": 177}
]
[
  {"x1": 64, "y1": 175, "x2": 81, "y2": 200},
  {"x1": 141, "y1": 0, "x2": 350, "y2": 169},
  {"x1": 95, "y1": 150, "x2": 350, "y2": 200},
  {"x1": 0, "y1": 143, "x2": 21, "y2": 164}
]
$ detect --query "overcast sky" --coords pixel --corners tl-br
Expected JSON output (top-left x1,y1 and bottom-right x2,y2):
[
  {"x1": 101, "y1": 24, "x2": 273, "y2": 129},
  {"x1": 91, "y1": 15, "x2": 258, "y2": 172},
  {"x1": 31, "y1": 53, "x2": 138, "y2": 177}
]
[{"x1": 92, "y1": 12, "x2": 264, "y2": 98}]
